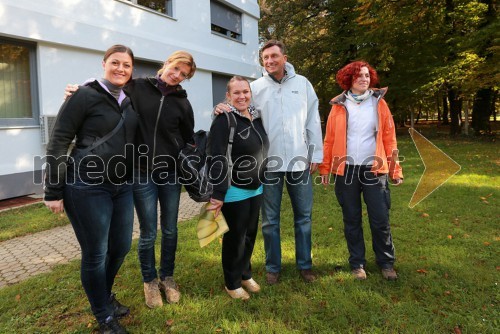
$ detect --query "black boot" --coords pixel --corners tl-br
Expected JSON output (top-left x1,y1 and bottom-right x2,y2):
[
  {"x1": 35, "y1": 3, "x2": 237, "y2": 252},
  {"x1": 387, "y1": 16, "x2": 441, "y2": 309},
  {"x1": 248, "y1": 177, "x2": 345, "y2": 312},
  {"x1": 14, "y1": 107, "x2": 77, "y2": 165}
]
[
  {"x1": 99, "y1": 316, "x2": 128, "y2": 334},
  {"x1": 110, "y1": 293, "x2": 130, "y2": 318}
]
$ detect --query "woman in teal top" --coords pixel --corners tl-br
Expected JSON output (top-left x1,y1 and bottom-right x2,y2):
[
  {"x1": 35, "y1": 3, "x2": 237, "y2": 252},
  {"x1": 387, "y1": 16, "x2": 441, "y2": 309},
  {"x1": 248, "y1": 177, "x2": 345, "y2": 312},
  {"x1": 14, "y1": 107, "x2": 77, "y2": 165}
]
[{"x1": 208, "y1": 76, "x2": 269, "y2": 300}]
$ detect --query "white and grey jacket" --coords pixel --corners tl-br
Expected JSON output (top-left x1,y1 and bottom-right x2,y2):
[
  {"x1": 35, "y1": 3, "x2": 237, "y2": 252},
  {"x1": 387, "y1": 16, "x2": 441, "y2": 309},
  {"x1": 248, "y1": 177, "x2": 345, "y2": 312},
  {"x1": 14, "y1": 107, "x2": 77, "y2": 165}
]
[{"x1": 250, "y1": 62, "x2": 323, "y2": 172}]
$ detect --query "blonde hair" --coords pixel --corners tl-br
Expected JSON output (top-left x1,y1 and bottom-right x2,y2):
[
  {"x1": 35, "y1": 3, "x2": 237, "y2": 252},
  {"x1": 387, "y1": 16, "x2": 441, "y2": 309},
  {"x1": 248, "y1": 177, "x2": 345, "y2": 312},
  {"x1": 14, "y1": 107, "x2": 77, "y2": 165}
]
[{"x1": 157, "y1": 50, "x2": 196, "y2": 79}]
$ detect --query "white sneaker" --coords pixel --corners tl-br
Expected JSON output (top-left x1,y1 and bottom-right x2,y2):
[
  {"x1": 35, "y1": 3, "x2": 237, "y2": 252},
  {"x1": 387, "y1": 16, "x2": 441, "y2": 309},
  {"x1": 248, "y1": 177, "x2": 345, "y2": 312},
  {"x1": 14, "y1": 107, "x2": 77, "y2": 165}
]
[
  {"x1": 225, "y1": 287, "x2": 250, "y2": 300},
  {"x1": 241, "y1": 278, "x2": 261, "y2": 293}
]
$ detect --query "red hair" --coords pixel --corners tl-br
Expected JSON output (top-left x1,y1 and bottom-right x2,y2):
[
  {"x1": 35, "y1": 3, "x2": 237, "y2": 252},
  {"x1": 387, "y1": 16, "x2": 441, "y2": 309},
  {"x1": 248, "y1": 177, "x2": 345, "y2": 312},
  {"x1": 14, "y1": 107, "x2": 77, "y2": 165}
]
[{"x1": 336, "y1": 61, "x2": 379, "y2": 91}]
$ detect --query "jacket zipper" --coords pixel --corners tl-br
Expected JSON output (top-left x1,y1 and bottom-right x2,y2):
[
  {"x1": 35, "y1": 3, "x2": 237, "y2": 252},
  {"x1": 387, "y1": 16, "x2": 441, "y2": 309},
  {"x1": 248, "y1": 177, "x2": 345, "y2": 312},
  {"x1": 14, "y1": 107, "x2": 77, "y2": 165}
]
[
  {"x1": 152, "y1": 96, "x2": 164, "y2": 159},
  {"x1": 249, "y1": 119, "x2": 265, "y2": 158}
]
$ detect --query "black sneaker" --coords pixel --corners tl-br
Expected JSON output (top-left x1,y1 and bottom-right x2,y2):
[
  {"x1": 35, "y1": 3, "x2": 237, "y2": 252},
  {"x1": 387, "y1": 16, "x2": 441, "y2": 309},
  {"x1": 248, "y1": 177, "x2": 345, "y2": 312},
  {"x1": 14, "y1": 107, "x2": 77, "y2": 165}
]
[
  {"x1": 99, "y1": 316, "x2": 128, "y2": 334},
  {"x1": 110, "y1": 293, "x2": 130, "y2": 319}
]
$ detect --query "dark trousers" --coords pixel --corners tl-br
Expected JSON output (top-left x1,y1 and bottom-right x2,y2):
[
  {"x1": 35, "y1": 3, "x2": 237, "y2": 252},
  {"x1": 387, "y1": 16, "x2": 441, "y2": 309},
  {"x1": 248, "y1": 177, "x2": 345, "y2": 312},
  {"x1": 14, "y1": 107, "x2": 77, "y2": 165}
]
[
  {"x1": 64, "y1": 181, "x2": 134, "y2": 323},
  {"x1": 334, "y1": 165, "x2": 395, "y2": 270},
  {"x1": 221, "y1": 194, "x2": 262, "y2": 290}
]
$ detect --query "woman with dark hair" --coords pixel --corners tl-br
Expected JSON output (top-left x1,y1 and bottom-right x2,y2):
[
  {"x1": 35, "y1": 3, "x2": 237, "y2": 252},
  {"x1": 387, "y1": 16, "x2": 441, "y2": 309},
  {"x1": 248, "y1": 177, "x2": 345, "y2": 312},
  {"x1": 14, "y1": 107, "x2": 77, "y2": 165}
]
[
  {"x1": 207, "y1": 76, "x2": 269, "y2": 300},
  {"x1": 319, "y1": 61, "x2": 403, "y2": 281},
  {"x1": 65, "y1": 50, "x2": 197, "y2": 309},
  {"x1": 45, "y1": 44, "x2": 138, "y2": 333}
]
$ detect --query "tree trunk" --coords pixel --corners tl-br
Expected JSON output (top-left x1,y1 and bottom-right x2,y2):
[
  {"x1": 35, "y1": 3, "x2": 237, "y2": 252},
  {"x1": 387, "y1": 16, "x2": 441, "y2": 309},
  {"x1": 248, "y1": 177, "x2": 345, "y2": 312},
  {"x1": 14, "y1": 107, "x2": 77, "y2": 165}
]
[
  {"x1": 415, "y1": 104, "x2": 422, "y2": 124},
  {"x1": 442, "y1": 92, "x2": 449, "y2": 125},
  {"x1": 493, "y1": 90, "x2": 497, "y2": 122},
  {"x1": 448, "y1": 88, "x2": 462, "y2": 135},
  {"x1": 471, "y1": 88, "x2": 494, "y2": 135},
  {"x1": 436, "y1": 94, "x2": 442, "y2": 122}
]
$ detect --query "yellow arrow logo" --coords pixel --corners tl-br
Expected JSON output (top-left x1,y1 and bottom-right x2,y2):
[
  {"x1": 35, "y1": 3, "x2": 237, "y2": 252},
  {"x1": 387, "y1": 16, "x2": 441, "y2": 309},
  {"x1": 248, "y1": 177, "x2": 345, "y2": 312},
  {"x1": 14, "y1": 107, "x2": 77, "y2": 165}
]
[{"x1": 408, "y1": 128, "x2": 461, "y2": 208}]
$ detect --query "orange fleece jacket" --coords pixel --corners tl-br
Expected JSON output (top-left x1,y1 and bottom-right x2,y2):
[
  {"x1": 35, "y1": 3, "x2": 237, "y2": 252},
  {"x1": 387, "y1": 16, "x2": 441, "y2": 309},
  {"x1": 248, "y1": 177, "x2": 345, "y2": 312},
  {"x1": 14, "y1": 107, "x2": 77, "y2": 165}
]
[{"x1": 319, "y1": 88, "x2": 403, "y2": 180}]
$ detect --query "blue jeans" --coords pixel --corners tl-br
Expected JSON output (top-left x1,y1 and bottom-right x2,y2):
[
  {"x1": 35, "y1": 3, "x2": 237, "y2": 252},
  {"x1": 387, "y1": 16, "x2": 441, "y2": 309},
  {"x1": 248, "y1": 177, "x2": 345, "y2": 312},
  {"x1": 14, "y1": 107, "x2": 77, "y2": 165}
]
[
  {"x1": 134, "y1": 170, "x2": 181, "y2": 282},
  {"x1": 63, "y1": 181, "x2": 134, "y2": 323},
  {"x1": 334, "y1": 165, "x2": 395, "y2": 269},
  {"x1": 261, "y1": 170, "x2": 313, "y2": 273}
]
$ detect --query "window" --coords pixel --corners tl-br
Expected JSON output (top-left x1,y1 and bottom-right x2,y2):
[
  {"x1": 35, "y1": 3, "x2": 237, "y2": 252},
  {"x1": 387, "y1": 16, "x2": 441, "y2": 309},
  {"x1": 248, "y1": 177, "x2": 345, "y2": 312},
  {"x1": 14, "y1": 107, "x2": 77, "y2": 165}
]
[
  {"x1": 210, "y1": 1, "x2": 242, "y2": 41},
  {"x1": 127, "y1": 0, "x2": 172, "y2": 16},
  {"x1": 134, "y1": 60, "x2": 162, "y2": 79},
  {"x1": 0, "y1": 39, "x2": 38, "y2": 127},
  {"x1": 212, "y1": 73, "x2": 232, "y2": 107}
]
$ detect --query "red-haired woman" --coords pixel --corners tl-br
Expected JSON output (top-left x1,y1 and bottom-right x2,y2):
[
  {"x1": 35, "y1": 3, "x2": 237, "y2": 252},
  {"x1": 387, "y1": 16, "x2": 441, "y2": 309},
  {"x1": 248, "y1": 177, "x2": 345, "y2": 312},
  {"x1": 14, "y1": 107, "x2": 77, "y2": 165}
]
[{"x1": 319, "y1": 61, "x2": 403, "y2": 281}]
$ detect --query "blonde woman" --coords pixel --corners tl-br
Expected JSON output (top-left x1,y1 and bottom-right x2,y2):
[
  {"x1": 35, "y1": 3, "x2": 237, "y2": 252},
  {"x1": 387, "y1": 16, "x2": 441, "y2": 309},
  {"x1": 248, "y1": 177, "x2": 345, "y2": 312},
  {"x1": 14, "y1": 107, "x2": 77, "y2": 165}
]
[{"x1": 126, "y1": 51, "x2": 196, "y2": 307}]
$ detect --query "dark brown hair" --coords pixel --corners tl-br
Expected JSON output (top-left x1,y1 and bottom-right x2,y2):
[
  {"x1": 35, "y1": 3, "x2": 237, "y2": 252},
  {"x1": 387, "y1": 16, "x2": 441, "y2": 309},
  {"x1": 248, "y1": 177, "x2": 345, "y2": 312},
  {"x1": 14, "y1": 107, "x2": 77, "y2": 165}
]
[
  {"x1": 260, "y1": 40, "x2": 286, "y2": 58},
  {"x1": 103, "y1": 44, "x2": 135, "y2": 65}
]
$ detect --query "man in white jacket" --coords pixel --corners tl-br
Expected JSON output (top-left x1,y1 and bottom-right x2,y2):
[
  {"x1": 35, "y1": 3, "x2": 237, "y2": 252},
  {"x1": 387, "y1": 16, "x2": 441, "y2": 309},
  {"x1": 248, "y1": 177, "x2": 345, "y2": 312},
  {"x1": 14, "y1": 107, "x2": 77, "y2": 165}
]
[{"x1": 215, "y1": 40, "x2": 323, "y2": 284}]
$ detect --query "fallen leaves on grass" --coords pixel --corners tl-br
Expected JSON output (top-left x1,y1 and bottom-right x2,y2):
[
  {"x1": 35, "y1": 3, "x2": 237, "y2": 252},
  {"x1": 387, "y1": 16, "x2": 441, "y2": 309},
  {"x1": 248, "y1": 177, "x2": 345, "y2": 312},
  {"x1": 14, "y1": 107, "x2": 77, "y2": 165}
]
[
  {"x1": 15, "y1": 294, "x2": 21, "y2": 301},
  {"x1": 417, "y1": 269, "x2": 428, "y2": 274},
  {"x1": 447, "y1": 235, "x2": 453, "y2": 239},
  {"x1": 453, "y1": 325, "x2": 462, "y2": 334},
  {"x1": 483, "y1": 242, "x2": 491, "y2": 246},
  {"x1": 421, "y1": 213, "x2": 430, "y2": 218},
  {"x1": 479, "y1": 193, "x2": 493, "y2": 200},
  {"x1": 479, "y1": 193, "x2": 493, "y2": 204},
  {"x1": 166, "y1": 319, "x2": 174, "y2": 327}
]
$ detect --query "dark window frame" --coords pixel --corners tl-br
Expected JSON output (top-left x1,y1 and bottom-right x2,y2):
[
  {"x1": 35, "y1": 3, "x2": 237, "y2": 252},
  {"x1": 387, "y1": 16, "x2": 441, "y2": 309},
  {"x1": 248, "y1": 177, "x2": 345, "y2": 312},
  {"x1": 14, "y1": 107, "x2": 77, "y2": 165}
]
[
  {"x1": 124, "y1": 0, "x2": 173, "y2": 17},
  {"x1": 0, "y1": 38, "x2": 39, "y2": 128},
  {"x1": 212, "y1": 73, "x2": 232, "y2": 107},
  {"x1": 210, "y1": 1, "x2": 243, "y2": 42}
]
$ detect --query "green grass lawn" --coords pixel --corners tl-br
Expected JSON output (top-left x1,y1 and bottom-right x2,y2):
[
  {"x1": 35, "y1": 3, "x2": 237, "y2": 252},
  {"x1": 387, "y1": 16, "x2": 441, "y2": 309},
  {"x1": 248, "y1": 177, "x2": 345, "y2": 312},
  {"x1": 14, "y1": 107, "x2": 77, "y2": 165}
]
[
  {"x1": 0, "y1": 203, "x2": 69, "y2": 242},
  {"x1": 0, "y1": 134, "x2": 498, "y2": 333}
]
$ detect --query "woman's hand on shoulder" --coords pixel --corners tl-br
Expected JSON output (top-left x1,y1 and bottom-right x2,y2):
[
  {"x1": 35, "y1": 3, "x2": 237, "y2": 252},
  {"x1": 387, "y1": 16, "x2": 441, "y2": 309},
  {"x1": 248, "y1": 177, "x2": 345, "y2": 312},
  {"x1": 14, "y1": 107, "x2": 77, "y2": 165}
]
[
  {"x1": 63, "y1": 84, "x2": 79, "y2": 100},
  {"x1": 214, "y1": 103, "x2": 231, "y2": 115}
]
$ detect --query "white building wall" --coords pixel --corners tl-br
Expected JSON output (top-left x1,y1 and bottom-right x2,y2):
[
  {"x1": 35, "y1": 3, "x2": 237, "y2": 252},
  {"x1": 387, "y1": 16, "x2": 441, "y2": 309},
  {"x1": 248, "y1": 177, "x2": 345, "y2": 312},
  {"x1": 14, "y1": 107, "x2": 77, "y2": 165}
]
[{"x1": 0, "y1": 0, "x2": 261, "y2": 199}]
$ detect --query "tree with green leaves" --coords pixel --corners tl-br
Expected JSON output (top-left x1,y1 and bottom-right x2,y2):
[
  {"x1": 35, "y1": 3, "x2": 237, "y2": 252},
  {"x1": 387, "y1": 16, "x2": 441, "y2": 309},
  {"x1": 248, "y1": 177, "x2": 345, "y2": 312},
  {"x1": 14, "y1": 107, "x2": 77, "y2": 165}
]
[{"x1": 258, "y1": 0, "x2": 498, "y2": 135}]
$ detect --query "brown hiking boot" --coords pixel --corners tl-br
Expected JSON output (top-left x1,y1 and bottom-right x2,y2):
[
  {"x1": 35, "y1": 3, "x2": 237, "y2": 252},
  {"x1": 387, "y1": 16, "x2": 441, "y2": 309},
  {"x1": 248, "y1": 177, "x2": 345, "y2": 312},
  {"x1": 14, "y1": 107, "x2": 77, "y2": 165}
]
[
  {"x1": 299, "y1": 269, "x2": 316, "y2": 283},
  {"x1": 265, "y1": 272, "x2": 280, "y2": 285},
  {"x1": 351, "y1": 268, "x2": 367, "y2": 280},
  {"x1": 381, "y1": 268, "x2": 398, "y2": 281},
  {"x1": 143, "y1": 278, "x2": 163, "y2": 308},
  {"x1": 159, "y1": 276, "x2": 181, "y2": 304}
]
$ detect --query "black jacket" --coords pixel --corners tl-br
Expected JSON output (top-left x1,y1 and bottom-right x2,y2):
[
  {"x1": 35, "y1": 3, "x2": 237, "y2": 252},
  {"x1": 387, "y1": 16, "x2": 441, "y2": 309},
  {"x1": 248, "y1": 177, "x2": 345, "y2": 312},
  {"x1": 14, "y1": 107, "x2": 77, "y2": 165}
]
[
  {"x1": 208, "y1": 112, "x2": 269, "y2": 201},
  {"x1": 125, "y1": 78, "x2": 194, "y2": 172},
  {"x1": 44, "y1": 80, "x2": 138, "y2": 200}
]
